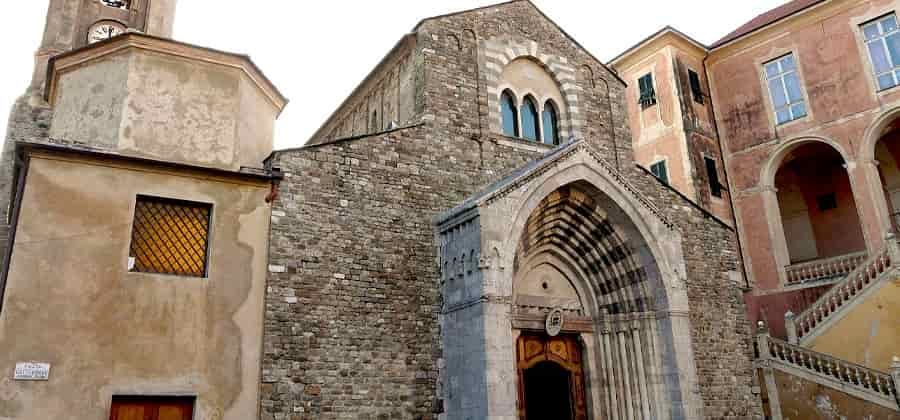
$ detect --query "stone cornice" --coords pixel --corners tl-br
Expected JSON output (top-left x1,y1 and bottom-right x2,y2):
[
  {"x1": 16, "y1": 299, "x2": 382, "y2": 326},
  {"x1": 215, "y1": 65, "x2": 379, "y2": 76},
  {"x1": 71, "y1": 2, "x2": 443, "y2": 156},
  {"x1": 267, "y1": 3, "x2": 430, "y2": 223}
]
[{"x1": 45, "y1": 32, "x2": 288, "y2": 114}]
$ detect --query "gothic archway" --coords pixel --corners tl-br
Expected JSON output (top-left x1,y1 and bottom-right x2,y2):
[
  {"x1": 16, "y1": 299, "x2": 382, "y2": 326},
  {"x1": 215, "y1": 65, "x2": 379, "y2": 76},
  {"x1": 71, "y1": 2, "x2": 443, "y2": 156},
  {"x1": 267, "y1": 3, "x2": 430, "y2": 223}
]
[
  {"x1": 510, "y1": 181, "x2": 679, "y2": 419},
  {"x1": 437, "y1": 142, "x2": 707, "y2": 419}
]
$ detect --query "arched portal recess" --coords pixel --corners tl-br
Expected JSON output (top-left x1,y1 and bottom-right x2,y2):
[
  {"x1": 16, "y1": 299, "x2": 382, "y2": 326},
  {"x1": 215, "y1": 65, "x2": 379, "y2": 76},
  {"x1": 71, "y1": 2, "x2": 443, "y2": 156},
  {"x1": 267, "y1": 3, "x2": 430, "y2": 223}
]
[
  {"x1": 773, "y1": 142, "x2": 866, "y2": 264},
  {"x1": 512, "y1": 182, "x2": 673, "y2": 420},
  {"x1": 872, "y1": 120, "x2": 900, "y2": 231}
]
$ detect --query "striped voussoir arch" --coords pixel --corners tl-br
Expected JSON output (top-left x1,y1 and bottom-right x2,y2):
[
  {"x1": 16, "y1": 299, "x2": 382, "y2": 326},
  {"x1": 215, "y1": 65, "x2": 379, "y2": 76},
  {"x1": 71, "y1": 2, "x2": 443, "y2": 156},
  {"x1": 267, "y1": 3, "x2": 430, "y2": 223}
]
[{"x1": 516, "y1": 184, "x2": 652, "y2": 315}]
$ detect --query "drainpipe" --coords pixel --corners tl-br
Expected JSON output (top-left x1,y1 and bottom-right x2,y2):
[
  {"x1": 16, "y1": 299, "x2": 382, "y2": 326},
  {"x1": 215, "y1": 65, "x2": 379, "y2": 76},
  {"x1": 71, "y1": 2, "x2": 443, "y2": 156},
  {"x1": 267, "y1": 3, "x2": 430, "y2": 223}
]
[
  {"x1": 0, "y1": 150, "x2": 30, "y2": 315},
  {"x1": 703, "y1": 53, "x2": 751, "y2": 291}
]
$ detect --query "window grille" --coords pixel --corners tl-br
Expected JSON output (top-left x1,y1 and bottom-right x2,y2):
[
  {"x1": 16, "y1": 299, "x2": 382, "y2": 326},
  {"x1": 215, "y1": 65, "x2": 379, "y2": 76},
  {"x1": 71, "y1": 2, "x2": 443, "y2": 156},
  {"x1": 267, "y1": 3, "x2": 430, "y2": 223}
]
[
  {"x1": 764, "y1": 54, "x2": 807, "y2": 125},
  {"x1": 862, "y1": 14, "x2": 900, "y2": 91},
  {"x1": 638, "y1": 74, "x2": 657, "y2": 109},
  {"x1": 688, "y1": 70, "x2": 704, "y2": 104},
  {"x1": 129, "y1": 196, "x2": 212, "y2": 277}
]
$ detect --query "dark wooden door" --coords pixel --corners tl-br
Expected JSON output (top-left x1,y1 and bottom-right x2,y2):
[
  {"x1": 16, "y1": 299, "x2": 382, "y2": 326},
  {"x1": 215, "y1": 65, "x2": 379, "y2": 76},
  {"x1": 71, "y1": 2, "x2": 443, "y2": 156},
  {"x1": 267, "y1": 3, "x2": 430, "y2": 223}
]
[
  {"x1": 109, "y1": 396, "x2": 194, "y2": 420},
  {"x1": 517, "y1": 333, "x2": 587, "y2": 420}
]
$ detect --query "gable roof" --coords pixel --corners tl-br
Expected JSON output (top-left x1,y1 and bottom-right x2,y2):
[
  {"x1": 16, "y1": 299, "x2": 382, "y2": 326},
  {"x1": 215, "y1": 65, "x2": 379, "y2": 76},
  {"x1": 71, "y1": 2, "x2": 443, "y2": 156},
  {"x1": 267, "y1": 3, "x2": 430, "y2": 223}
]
[
  {"x1": 608, "y1": 25, "x2": 708, "y2": 67},
  {"x1": 710, "y1": 0, "x2": 827, "y2": 48},
  {"x1": 415, "y1": 0, "x2": 626, "y2": 85}
]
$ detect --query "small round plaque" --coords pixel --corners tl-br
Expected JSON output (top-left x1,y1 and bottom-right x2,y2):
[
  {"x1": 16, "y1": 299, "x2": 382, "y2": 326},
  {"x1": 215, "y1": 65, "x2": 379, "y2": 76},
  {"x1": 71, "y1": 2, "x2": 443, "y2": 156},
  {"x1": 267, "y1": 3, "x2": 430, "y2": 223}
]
[{"x1": 545, "y1": 308, "x2": 565, "y2": 337}]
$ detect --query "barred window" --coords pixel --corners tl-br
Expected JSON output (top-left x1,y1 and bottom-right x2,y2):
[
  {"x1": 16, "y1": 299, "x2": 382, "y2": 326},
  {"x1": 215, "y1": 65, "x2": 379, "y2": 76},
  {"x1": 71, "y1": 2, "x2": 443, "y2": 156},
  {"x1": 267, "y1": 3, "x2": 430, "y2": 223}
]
[{"x1": 129, "y1": 195, "x2": 212, "y2": 277}]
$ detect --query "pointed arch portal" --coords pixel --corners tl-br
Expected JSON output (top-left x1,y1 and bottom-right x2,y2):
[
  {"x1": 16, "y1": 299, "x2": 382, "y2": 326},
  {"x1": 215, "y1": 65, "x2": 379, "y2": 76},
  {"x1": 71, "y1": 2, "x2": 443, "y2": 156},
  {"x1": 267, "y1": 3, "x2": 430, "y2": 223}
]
[{"x1": 437, "y1": 142, "x2": 705, "y2": 420}]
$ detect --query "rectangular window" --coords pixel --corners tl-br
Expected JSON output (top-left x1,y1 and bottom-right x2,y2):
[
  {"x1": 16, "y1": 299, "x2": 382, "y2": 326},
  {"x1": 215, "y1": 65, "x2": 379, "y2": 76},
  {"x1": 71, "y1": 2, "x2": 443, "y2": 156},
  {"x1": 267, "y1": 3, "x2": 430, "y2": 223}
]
[
  {"x1": 110, "y1": 396, "x2": 194, "y2": 420},
  {"x1": 817, "y1": 193, "x2": 838, "y2": 211},
  {"x1": 764, "y1": 54, "x2": 808, "y2": 125},
  {"x1": 129, "y1": 195, "x2": 212, "y2": 277},
  {"x1": 650, "y1": 160, "x2": 669, "y2": 184},
  {"x1": 101, "y1": 0, "x2": 131, "y2": 9},
  {"x1": 862, "y1": 14, "x2": 900, "y2": 91},
  {"x1": 638, "y1": 73, "x2": 657, "y2": 109},
  {"x1": 688, "y1": 69, "x2": 704, "y2": 104},
  {"x1": 704, "y1": 156, "x2": 723, "y2": 198}
]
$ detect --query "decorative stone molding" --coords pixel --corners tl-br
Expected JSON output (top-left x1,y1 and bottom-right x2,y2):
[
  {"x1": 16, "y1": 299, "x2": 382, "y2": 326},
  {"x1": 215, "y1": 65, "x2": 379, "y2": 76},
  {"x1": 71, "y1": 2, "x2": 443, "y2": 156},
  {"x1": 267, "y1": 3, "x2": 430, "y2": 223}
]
[
  {"x1": 45, "y1": 32, "x2": 287, "y2": 111},
  {"x1": 469, "y1": 140, "x2": 676, "y2": 232},
  {"x1": 481, "y1": 35, "x2": 583, "y2": 140}
]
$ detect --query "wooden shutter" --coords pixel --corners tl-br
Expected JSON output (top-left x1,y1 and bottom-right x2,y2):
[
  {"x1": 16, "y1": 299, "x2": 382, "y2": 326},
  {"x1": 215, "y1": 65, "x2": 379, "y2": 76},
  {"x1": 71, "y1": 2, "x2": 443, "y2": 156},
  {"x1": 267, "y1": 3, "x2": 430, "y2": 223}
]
[{"x1": 638, "y1": 74, "x2": 656, "y2": 107}]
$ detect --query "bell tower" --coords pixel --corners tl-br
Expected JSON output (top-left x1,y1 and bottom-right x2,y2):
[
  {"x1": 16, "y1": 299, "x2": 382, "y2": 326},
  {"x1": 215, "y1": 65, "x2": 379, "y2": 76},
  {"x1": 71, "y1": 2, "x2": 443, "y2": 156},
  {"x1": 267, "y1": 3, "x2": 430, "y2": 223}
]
[
  {"x1": 29, "y1": 0, "x2": 178, "y2": 92},
  {"x1": 0, "y1": 0, "x2": 177, "y2": 225}
]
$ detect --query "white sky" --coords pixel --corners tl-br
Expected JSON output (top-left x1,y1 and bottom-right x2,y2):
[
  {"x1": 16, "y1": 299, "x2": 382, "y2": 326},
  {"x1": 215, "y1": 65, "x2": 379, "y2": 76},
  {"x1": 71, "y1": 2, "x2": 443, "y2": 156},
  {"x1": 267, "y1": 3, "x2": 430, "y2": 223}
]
[{"x1": 1, "y1": 1, "x2": 787, "y2": 150}]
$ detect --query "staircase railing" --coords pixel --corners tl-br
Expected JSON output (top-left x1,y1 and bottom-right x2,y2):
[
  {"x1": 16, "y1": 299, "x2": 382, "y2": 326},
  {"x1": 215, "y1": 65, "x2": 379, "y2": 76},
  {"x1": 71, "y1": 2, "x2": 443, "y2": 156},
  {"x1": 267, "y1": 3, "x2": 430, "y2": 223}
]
[
  {"x1": 784, "y1": 250, "x2": 868, "y2": 287},
  {"x1": 788, "y1": 234, "x2": 898, "y2": 344},
  {"x1": 757, "y1": 332, "x2": 899, "y2": 410}
]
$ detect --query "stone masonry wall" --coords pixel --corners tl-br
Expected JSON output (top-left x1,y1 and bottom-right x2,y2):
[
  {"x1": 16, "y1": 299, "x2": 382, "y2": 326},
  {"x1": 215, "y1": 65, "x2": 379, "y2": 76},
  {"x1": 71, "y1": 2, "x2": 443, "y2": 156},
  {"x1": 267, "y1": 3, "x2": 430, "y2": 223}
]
[
  {"x1": 261, "y1": 1, "x2": 761, "y2": 418},
  {"x1": 307, "y1": 39, "x2": 421, "y2": 146},
  {"x1": 260, "y1": 127, "x2": 539, "y2": 419}
]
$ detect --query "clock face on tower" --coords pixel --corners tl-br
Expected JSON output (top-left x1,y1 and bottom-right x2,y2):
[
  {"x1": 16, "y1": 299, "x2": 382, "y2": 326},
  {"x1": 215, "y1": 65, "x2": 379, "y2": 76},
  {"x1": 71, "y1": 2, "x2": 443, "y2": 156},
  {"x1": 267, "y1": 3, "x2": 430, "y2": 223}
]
[{"x1": 87, "y1": 21, "x2": 126, "y2": 44}]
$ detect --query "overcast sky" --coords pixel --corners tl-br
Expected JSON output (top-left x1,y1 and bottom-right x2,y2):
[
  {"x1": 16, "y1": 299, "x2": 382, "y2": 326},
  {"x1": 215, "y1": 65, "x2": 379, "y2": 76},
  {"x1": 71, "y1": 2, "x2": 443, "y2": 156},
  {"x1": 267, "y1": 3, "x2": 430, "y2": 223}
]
[{"x1": 1, "y1": 1, "x2": 787, "y2": 149}]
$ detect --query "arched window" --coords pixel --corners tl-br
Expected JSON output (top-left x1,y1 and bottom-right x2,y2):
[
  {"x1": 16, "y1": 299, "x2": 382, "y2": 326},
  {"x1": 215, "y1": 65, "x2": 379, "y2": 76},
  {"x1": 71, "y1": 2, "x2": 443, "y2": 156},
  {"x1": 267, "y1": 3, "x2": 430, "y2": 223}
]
[
  {"x1": 501, "y1": 90, "x2": 519, "y2": 137},
  {"x1": 542, "y1": 101, "x2": 560, "y2": 145},
  {"x1": 521, "y1": 96, "x2": 540, "y2": 141}
]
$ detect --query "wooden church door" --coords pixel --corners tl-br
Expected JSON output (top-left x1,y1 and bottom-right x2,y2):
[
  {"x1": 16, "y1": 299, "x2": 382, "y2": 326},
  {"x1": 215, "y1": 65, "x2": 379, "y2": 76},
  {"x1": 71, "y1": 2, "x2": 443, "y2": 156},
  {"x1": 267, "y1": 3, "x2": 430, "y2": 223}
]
[{"x1": 516, "y1": 333, "x2": 587, "y2": 420}]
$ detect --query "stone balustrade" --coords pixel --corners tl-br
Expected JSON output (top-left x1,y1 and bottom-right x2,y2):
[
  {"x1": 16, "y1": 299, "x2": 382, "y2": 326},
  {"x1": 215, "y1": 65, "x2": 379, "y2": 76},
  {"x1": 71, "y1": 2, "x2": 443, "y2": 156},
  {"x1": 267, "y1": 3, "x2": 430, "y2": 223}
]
[
  {"x1": 789, "y1": 239, "x2": 896, "y2": 343},
  {"x1": 758, "y1": 333, "x2": 899, "y2": 407},
  {"x1": 784, "y1": 250, "x2": 868, "y2": 287}
]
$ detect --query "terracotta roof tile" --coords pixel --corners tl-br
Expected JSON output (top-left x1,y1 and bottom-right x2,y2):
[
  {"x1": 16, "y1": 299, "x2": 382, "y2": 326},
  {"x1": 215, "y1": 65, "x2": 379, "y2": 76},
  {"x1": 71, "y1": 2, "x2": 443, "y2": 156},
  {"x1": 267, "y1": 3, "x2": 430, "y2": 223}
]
[{"x1": 711, "y1": 0, "x2": 826, "y2": 48}]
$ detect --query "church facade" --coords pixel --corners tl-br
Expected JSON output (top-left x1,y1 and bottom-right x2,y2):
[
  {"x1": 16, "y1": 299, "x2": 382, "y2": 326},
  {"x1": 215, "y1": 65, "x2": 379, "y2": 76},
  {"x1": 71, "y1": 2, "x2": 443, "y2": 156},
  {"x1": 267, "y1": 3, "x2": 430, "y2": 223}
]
[{"x1": 0, "y1": 1, "x2": 761, "y2": 419}]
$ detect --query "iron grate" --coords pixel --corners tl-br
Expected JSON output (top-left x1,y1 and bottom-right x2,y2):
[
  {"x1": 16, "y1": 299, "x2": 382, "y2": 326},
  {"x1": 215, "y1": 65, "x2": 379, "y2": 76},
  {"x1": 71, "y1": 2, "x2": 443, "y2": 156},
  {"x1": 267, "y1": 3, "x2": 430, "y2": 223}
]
[{"x1": 129, "y1": 196, "x2": 211, "y2": 277}]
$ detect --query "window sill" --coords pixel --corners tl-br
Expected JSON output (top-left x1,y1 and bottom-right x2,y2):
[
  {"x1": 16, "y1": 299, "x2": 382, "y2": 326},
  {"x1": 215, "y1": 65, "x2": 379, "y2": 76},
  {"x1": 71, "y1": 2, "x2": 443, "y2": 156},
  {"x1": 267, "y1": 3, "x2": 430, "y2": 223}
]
[
  {"x1": 126, "y1": 270, "x2": 208, "y2": 281},
  {"x1": 775, "y1": 115, "x2": 808, "y2": 129},
  {"x1": 876, "y1": 83, "x2": 900, "y2": 95},
  {"x1": 495, "y1": 134, "x2": 557, "y2": 152}
]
